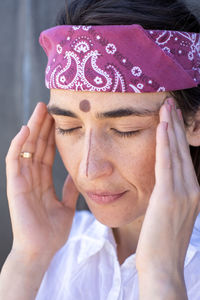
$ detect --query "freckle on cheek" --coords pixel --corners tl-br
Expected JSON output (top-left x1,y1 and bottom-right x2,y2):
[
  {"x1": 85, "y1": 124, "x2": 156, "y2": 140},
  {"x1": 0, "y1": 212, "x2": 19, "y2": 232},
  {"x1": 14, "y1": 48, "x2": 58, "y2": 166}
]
[{"x1": 79, "y1": 100, "x2": 91, "y2": 112}]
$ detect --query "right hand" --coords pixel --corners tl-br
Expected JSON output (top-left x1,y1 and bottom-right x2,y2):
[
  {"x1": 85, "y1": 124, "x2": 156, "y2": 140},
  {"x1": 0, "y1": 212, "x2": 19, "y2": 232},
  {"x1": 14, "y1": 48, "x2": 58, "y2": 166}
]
[{"x1": 6, "y1": 102, "x2": 79, "y2": 261}]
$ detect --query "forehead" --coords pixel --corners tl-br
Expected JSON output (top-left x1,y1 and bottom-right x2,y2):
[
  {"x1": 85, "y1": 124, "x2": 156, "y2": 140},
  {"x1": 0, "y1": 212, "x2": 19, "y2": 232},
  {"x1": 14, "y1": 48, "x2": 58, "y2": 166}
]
[{"x1": 49, "y1": 89, "x2": 169, "y2": 110}]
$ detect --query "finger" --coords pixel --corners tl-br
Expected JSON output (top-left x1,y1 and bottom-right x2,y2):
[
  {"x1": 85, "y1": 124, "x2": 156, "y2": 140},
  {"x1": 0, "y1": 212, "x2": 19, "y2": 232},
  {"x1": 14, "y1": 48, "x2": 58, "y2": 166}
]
[
  {"x1": 161, "y1": 100, "x2": 184, "y2": 188},
  {"x1": 31, "y1": 116, "x2": 55, "y2": 194},
  {"x1": 170, "y1": 103, "x2": 190, "y2": 158},
  {"x1": 155, "y1": 120, "x2": 172, "y2": 188},
  {"x1": 42, "y1": 123, "x2": 56, "y2": 167},
  {"x1": 40, "y1": 124, "x2": 56, "y2": 193},
  {"x1": 176, "y1": 108, "x2": 185, "y2": 128},
  {"x1": 172, "y1": 107, "x2": 197, "y2": 187},
  {"x1": 34, "y1": 113, "x2": 54, "y2": 162},
  {"x1": 62, "y1": 174, "x2": 79, "y2": 211},
  {"x1": 6, "y1": 126, "x2": 30, "y2": 177},
  {"x1": 21, "y1": 102, "x2": 47, "y2": 155}
]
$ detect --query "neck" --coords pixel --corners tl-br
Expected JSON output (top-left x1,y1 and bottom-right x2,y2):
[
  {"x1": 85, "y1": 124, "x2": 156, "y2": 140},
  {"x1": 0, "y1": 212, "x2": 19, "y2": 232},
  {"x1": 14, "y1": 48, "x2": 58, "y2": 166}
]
[{"x1": 112, "y1": 215, "x2": 144, "y2": 265}]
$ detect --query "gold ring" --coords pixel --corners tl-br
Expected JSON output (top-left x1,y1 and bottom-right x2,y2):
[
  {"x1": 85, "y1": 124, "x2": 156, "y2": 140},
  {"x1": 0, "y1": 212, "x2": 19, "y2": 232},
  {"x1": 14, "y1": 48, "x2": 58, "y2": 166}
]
[{"x1": 20, "y1": 152, "x2": 33, "y2": 159}]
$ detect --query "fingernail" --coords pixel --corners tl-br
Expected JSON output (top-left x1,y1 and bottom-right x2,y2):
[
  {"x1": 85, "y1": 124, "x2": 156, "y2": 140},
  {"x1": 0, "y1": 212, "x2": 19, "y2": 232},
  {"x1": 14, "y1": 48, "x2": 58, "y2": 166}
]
[
  {"x1": 165, "y1": 103, "x2": 172, "y2": 112},
  {"x1": 167, "y1": 98, "x2": 175, "y2": 107}
]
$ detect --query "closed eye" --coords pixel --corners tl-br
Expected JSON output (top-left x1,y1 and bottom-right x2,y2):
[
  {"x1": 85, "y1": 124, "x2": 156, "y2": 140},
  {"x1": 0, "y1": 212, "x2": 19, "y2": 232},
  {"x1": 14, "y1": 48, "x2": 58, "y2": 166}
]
[
  {"x1": 56, "y1": 127, "x2": 141, "y2": 138},
  {"x1": 55, "y1": 127, "x2": 82, "y2": 135},
  {"x1": 111, "y1": 128, "x2": 141, "y2": 138}
]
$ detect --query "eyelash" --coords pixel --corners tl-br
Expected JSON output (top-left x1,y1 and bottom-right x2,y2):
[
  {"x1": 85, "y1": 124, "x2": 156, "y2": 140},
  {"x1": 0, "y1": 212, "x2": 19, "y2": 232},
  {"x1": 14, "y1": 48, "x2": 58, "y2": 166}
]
[
  {"x1": 56, "y1": 127, "x2": 82, "y2": 136},
  {"x1": 112, "y1": 129, "x2": 140, "y2": 138},
  {"x1": 56, "y1": 127, "x2": 140, "y2": 138}
]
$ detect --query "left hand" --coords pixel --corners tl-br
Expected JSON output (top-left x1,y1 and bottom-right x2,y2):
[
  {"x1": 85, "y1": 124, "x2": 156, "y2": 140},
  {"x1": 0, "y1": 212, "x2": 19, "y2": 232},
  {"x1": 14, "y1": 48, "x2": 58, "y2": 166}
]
[{"x1": 135, "y1": 98, "x2": 200, "y2": 276}]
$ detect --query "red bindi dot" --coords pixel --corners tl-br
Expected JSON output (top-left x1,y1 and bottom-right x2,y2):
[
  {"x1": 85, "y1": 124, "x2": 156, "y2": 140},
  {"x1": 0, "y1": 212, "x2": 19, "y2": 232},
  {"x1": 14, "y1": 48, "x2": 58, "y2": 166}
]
[{"x1": 79, "y1": 100, "x2": 91, "y2": 112}]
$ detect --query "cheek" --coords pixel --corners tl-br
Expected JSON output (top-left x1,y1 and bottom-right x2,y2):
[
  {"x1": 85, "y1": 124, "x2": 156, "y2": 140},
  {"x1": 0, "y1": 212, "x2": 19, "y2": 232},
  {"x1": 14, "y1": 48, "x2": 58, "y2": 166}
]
[
  {"x1": 119, "y1": 131, "x2": 156, "y2": 190},
  {"x1": 55, "y1": 136, "x2": 81, "y2": 175}
]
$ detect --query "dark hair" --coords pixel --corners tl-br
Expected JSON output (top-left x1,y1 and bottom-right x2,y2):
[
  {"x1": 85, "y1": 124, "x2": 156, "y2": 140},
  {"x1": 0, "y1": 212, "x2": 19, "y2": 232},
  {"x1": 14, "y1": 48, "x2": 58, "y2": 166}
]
[{"x1": 56, "y1": 0, "x2": 200, "y2": 183}]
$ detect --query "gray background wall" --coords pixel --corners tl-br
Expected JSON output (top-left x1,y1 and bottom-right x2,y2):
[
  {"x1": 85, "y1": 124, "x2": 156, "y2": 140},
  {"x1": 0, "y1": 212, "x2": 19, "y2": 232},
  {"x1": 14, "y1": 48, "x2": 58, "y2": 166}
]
[
  {"x1": 0, "y1": 0, "x2": 90, "y2": 270},
  {"x1": 0, "y1": 0, "x2": 199, "y2": 270}
]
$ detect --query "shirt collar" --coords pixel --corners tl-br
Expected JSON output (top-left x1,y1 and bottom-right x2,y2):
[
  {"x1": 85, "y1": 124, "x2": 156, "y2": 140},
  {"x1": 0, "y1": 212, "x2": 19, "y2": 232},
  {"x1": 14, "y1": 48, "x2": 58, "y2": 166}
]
[
  {"x1": 76, "y1": 212, "x2": 200, "y2": 266},
  {"x1": 77, "y1": 217, "x2": 117, "y2": 264}
]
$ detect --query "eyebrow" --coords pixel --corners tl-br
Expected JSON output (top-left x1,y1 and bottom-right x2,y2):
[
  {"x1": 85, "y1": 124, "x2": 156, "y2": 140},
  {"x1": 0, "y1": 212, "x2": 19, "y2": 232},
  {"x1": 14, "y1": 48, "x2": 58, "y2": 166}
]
[{"x1": 47, "y1": 103, "x2": 162, "y2": 119}]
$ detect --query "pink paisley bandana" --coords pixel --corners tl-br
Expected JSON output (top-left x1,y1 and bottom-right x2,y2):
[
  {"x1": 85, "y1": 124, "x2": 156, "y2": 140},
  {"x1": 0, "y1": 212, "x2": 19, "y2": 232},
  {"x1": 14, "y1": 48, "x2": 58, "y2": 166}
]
[{"x1": 39, "y1": 24, "x2": 200, "y2": 93}]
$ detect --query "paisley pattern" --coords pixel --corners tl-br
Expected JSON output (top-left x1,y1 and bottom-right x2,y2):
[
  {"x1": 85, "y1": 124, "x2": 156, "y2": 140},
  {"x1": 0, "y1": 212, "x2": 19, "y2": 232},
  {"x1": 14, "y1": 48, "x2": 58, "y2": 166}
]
[
  {"x1": 39, "y1": 25, "x2": 200, "y2": 93},
  {"x1": 149, "y1": 29, "x2": 200, "y2": 83}
]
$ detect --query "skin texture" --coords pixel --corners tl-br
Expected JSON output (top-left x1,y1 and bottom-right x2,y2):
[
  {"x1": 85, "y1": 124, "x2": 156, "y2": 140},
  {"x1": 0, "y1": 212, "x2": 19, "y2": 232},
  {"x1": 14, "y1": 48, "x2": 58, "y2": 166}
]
[
  {"x1": 48, "y1": 89, "x2": 200, "y2": 264},
  {"x1": 50, "y1": 89, "x2": 162, "y2": 230},
  {"x1": 3, "y1": 89, "x2": 200, "y2": 299},
  {"x1": 86, "y1": 130, "x2": 92, "y2": 177}
]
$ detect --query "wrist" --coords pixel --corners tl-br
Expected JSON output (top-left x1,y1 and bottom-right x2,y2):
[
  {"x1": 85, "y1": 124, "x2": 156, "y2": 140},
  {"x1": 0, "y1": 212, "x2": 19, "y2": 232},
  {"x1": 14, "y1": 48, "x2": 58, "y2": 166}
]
[
  {"x1": 8, "y1": 248, "x2": 53, "y2": 274},
  {"x1": 0, "y1": 249, "x2": 52, "y2": 300},
  {"x1": 11, "y1": 241, "x2": 56, "y2": 263}
]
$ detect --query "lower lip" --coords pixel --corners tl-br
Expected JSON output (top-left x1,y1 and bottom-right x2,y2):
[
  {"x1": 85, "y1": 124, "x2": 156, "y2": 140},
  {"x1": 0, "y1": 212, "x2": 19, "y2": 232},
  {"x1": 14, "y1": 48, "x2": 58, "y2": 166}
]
[{"x1": 86, "y1": 191, "x2": 127, "y2": 204}]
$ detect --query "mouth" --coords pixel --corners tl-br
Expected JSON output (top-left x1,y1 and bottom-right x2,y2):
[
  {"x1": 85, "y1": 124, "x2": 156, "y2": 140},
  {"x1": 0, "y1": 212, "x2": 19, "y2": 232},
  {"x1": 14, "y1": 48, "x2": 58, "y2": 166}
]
[{"x1": 86, "y1": 190, "x2": 128, "y2": 204}]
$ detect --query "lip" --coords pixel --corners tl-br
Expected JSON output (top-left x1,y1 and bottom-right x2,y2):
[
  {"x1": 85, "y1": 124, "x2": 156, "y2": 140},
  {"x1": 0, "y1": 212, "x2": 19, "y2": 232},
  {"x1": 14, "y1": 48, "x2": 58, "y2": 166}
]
[{"x1": 86, "y1": 190, "x2": 127, "y2": 204}]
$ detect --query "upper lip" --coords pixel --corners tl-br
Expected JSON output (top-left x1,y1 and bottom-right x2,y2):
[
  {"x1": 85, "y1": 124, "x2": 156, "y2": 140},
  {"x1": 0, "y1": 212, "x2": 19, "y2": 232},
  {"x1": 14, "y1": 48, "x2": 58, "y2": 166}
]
[{"x1": 86, "y1": 190, "x2": 127, "y2": 196}]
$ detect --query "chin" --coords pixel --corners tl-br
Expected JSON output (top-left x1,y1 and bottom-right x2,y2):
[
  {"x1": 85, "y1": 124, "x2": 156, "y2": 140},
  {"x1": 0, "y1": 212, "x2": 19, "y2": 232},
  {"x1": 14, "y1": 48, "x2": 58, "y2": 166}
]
[{"x1": 88, "y1": 204, "x2": 143, "y2": 228}]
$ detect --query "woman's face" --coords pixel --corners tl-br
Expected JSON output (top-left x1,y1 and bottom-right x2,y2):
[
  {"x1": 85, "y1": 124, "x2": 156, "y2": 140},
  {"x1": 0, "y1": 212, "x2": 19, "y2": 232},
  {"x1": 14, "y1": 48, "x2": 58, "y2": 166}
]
[{"x1": 48, "y1": 89, "x2": 171, "y2": 227}]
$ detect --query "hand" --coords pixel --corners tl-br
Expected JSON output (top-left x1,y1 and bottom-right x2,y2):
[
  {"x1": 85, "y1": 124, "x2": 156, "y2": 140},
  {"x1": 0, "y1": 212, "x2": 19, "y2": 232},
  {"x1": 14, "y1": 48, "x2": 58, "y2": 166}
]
[
  {"x1": 6, "y1": 102, "x2": 79, "y2": 261},
  {"x1": 135, "y1": 98, "x2": 200, "y2": 276}
]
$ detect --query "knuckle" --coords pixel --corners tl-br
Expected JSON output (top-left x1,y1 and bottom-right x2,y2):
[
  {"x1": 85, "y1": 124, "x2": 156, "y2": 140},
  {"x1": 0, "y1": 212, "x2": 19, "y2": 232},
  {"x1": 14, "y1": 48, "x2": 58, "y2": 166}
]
[
  {"x1": 171, "y1": 148, "x2": 180, "y2": 160},
  {"x1": 38, "y1": 135, "x2": 48, "y2": 144},
  {"x1": 160, "y1": 159, "x2": 172, "y2": 170}
]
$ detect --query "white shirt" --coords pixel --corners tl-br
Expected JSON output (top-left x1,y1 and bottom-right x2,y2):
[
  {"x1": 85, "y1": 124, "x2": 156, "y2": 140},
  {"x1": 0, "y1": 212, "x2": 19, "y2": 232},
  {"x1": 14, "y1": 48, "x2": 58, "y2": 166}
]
[{"x1": 36, "y1": 210, "x2": 200, "y2": 300}]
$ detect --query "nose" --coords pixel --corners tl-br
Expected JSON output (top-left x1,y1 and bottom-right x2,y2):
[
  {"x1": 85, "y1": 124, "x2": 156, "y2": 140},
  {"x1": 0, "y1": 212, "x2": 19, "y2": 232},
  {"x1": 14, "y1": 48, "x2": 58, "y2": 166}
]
[{"x1": 79, "y1": 130, "x2": 113, "y2": 180}]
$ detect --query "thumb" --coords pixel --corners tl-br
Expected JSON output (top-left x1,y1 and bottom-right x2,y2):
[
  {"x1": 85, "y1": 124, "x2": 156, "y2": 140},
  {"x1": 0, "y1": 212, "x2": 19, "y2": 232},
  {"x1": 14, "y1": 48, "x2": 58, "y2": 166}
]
[{"x1": 62, "y1": 174, "x2": 80, "y2": 211}]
